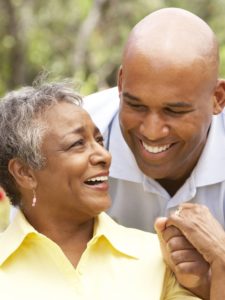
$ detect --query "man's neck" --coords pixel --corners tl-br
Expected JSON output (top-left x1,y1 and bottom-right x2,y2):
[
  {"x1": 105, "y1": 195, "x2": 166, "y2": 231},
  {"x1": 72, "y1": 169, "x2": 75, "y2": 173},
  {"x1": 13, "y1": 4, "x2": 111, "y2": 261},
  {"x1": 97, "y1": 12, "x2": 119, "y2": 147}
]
[{"x1": 157, "y1": 176, "x2": 188, "y2": 197}]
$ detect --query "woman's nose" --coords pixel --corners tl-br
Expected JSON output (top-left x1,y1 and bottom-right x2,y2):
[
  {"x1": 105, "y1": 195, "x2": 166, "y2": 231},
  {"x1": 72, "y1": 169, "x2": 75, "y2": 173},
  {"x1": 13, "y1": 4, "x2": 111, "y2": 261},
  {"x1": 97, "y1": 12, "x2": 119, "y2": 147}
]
[{"x1": 90, "y1": 142, "x2": 112, "y2": 168}]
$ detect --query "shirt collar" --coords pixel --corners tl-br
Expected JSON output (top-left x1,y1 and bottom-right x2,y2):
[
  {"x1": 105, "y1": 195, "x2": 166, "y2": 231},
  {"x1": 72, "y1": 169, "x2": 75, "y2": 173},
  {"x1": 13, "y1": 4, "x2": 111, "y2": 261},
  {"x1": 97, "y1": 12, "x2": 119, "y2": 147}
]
[
  {"x1": 193, "y1": 113, "x2": 225, "y2": 186},
  {"x1": 109, "y1": 113, "x2": 225, "y2": 189},
  {"x1": 92, "y1": 212, "x2": 146, "y2": 259},
  {"x1": 0, "y1": 209, "x2": 37, "y2": 266},
  {"x1": 109, "y1": 114, "x2": 143, "y2": 183},
  {"x1": 0, "y1": 210, "x2": 140, "y2": 266}
]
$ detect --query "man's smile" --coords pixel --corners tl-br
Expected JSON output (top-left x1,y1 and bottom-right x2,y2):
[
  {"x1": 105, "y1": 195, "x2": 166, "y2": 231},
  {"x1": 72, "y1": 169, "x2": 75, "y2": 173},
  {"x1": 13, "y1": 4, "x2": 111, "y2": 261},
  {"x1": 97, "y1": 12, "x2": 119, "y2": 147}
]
[{"x1": 141, "y1": 141, "x2": 171, "y2": 154}]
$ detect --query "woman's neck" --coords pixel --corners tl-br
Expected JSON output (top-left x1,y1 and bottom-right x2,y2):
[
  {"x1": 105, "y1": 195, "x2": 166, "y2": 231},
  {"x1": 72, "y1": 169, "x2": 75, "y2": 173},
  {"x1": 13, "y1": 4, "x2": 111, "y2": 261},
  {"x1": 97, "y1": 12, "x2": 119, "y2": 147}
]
[{"x1": 22, "y1": 207, "x2": 95, "y2": 268}]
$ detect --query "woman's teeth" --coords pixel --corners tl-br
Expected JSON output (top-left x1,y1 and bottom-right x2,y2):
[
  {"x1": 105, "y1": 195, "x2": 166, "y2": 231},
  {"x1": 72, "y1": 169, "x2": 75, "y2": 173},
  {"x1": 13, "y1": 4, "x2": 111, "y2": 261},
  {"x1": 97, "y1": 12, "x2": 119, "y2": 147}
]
[{"x1": 85, "y1": 176, "x2": 108, "y2": 185}]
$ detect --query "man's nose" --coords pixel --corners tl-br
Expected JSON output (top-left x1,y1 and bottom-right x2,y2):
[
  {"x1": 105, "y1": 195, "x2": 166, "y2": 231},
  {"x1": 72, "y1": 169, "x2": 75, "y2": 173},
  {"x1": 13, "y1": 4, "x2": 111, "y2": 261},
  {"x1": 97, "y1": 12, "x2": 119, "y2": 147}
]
[{"x1": 139, "y1": 112, "x2": 170, "y2": 140}]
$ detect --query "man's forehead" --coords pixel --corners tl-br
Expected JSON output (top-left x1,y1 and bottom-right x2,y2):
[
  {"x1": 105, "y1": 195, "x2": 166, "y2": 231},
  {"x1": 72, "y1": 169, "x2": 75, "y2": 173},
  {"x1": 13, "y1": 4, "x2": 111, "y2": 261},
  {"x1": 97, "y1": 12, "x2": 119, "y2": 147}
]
[{"x1": 124, "y1": 8, "x2": 217, "y2": 70}]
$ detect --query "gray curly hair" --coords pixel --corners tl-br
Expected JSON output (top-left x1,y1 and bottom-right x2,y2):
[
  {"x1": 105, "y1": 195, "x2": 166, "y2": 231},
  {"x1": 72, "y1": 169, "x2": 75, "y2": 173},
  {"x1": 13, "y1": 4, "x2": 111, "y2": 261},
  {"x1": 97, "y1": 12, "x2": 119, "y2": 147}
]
[{"x1": 0, "y1": 81, "x2": 82, "y2": 205}]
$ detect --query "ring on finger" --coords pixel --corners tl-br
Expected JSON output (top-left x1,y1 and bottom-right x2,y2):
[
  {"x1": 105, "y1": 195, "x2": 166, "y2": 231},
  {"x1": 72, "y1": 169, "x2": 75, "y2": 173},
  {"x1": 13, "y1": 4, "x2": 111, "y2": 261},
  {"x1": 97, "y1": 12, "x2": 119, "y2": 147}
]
[{"x1": 174, "y1": 206, "x2": 183, "y2": 217}]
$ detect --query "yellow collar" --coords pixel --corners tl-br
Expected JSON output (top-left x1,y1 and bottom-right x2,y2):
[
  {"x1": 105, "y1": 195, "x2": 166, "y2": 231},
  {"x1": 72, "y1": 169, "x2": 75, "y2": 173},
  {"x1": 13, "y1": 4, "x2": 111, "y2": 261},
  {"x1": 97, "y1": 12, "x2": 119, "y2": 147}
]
[{"x1": 0, "y1": 210, "x2": 151, "y2": 266}]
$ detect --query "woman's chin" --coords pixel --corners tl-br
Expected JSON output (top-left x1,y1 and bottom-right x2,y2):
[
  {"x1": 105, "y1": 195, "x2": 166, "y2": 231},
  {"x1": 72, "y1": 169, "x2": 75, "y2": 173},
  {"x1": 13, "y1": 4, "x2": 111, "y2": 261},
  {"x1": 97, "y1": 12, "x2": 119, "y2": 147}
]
[{"x1": 92, "y1": 196, "x2": 111, "y2": 215}]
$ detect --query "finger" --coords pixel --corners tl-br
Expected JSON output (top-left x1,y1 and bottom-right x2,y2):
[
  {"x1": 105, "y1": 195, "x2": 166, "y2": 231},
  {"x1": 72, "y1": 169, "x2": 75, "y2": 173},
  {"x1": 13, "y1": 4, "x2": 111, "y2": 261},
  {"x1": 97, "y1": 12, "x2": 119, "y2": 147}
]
[
  {"x1": 162, "y1": 225, "x2": 183, "y2": 242},
  {"x1": 170, "y1": 249, "x2": 204, "y2": 265},
  {"x1": 154, "y1": 217, "x2": 168, "y2": 244},
  {"x1": 174, "y1": 261, "x2": 210, "y2": 277},
  {"x1": 173, "y1": 260, "x2": 210, "y2": 290},
  {"x1": 167, "y1": 236, "x2": 195, "y2": 252},
  {"x1": 154, "y1": 217, "x2": 168, "y2": 233}
]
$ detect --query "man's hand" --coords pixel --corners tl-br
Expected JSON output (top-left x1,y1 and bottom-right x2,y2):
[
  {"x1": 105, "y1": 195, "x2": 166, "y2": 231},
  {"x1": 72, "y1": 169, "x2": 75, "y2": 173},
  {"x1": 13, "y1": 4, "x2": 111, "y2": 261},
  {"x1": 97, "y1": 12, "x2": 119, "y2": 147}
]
[
  {"x1": 166, "y1": 203, "x2": 225, "y2": 265},
  {"x1": 164, "y1": 203, "x2": 225, "y2": 300},
  {"x1": 155, "y1": 216, "x2": 210, "y2": 299}
]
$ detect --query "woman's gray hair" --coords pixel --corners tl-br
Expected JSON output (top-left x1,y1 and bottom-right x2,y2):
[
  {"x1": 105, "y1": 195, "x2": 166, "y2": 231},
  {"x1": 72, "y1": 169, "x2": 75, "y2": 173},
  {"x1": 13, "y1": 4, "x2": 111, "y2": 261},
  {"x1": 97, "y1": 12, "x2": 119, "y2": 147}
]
[{"x1": 0, "y1": 81, "x2": 82, "y2": 205}]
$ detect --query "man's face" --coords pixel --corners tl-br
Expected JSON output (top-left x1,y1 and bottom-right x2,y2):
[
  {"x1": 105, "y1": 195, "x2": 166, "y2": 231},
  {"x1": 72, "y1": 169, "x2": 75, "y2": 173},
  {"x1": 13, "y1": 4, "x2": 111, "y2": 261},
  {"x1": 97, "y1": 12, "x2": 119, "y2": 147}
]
[{"x1": 118, "y1": 55, "x2": 217, "y2": 182}]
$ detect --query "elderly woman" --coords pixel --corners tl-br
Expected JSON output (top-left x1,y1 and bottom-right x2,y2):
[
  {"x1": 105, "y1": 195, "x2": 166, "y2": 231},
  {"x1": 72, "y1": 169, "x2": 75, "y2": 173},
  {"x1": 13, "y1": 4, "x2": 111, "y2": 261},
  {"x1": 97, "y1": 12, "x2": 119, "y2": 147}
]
[{"x1": 0, "y1": 81, "x2": 199, "y2": 300}]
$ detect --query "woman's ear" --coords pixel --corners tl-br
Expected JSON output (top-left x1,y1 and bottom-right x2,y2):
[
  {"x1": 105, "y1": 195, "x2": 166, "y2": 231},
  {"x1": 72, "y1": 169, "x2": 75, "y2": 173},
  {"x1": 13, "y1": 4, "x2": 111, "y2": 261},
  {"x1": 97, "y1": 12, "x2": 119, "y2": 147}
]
[
  {"x1": 213, "y1": 79, "x2": 225, "y2": 114},
  {"x1": 8, "y1": 158, "x2": 37, "y2": 190}
]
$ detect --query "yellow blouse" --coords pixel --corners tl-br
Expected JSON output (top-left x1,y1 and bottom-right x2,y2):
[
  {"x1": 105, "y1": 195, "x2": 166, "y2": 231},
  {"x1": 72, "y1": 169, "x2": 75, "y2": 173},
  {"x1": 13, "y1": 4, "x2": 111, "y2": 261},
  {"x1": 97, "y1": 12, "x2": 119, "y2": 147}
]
[{"x1": 0, "y1": 210, "x2": 200, "y2": 300}]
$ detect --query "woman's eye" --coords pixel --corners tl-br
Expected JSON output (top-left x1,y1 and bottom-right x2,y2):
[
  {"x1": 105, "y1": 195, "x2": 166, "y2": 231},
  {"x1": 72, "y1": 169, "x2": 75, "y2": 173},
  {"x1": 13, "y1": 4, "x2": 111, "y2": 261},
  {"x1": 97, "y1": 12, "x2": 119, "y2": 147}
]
[
  {"x1": 96, "y1": 135, "x2": 104, "y2": 146},
  {"x1": 69, "y1": 139, "x2": 85, "y2": 148}
]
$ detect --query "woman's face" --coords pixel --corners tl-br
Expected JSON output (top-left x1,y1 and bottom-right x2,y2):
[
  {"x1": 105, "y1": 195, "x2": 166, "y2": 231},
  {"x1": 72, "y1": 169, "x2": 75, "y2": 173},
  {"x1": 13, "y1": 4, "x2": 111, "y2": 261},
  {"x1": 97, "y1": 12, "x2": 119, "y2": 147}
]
[{"x1": 33, "y1": 102, "x2": 111, "y2": 220}]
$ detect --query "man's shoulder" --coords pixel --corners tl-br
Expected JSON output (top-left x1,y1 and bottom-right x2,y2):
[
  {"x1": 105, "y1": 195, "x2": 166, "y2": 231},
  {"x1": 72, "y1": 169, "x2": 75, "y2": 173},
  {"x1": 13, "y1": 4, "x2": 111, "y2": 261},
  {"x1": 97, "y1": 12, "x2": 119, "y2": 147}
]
[
  {"x1": 83, "y1": 87, "x2": 120, "y2": 134},
  {"x1": 84, "y1": 86, "x2": 119, "y2": 101},
  {"x1": 83, "y1": 87, "x2": 119, "y2": 113}
]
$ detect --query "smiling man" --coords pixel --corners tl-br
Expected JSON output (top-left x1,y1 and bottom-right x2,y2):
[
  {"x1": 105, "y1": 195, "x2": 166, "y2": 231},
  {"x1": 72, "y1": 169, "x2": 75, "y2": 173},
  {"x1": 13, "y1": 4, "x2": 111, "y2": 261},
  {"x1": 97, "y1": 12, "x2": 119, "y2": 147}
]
[
  {"x1": 83, "y1": 7, "x2": 225, "y2": 298},
  {"x1": 84, "y1": 7, "x2": 225, "y2": 231}
]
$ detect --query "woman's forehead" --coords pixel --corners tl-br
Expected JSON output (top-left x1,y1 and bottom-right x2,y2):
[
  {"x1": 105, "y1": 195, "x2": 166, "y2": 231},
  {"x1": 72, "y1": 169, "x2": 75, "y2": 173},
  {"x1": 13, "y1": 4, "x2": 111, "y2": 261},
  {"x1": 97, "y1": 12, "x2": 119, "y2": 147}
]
[{"x1": 42, "y1": 102, "x2": 97, "y2": 135}]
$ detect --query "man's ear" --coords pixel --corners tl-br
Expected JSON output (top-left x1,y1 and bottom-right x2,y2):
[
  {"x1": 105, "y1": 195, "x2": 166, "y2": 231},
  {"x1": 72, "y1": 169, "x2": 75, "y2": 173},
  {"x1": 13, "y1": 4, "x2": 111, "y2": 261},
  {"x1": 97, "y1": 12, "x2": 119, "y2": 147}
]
[
  {"x1": 117, "y1": 65, "x2": 123, "y2": 94},
  {"x1": 213, "y1": 79, "x2": 225, "y2": 114},
  {"x1": 8, "y1": 158, "x2": 37, "y2": 190}
]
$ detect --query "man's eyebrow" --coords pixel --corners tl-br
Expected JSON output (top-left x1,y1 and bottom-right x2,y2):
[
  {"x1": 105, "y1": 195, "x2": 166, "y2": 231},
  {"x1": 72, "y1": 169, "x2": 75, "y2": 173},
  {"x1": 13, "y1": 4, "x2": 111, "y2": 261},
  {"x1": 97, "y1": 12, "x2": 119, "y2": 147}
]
[
  {"x1": 122, "y1": 92, "x2": 140, "y2": 101},
  {"x1": 122, "y1": 92, "x2": 193, "y2": 108}
]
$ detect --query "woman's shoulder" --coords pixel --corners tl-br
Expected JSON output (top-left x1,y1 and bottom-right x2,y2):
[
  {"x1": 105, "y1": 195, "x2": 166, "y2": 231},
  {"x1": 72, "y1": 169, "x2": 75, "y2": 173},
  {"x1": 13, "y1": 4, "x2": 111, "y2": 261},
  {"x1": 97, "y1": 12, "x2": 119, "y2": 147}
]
[{"x1": 98, "y1": 212, "x2": 162, "y2": 258}]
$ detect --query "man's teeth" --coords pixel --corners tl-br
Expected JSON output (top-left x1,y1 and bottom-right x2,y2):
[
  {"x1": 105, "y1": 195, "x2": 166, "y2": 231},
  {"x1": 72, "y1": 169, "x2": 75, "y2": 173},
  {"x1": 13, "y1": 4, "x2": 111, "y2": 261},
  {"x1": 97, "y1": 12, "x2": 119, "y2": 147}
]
[
  {"x1": 86, "y1": 176, "x2": 108, "y2": 182},
  {"x1": 142, "y1": 142, "x2": 170, "y2": 154}
]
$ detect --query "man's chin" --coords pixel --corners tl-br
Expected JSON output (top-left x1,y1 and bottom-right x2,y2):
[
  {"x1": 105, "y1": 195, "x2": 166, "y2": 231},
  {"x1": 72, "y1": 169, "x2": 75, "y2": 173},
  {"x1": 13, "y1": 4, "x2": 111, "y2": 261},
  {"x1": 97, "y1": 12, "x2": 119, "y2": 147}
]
[{"x1": 136, "y1": 159, "x2": 170, "y2": 179}]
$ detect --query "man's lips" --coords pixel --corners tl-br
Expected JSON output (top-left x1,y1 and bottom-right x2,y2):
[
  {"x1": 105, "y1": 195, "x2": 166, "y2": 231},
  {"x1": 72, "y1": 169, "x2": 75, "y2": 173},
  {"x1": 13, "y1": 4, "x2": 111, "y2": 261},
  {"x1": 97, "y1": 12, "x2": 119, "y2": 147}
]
[{"x1": 141, "y1": 140, "x2": 172, "y2": 154}]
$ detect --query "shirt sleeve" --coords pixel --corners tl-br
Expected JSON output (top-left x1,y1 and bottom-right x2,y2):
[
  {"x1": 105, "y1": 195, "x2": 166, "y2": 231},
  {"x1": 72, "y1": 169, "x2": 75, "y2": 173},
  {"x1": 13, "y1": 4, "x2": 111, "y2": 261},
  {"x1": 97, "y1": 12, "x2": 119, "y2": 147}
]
[{"x1": 161, "y1": 267, "x2": 201, "y2": 300}]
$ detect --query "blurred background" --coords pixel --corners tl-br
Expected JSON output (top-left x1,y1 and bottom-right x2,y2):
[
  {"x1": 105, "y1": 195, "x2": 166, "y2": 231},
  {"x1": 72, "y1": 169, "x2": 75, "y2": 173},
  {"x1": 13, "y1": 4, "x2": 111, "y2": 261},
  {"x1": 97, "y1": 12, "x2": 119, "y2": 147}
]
[
  {"x1": 1, "y1": 0, "x2": 225, "y2": 97},
  {"x1": 0, "y1": 0, "x2": 225, "y2": 229}
]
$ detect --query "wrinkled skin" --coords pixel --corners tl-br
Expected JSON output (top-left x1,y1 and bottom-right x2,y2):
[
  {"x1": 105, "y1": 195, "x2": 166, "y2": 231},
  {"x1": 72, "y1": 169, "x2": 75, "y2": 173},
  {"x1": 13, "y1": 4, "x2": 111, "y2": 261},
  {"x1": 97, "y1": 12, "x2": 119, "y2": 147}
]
[{"x1": 163, "y1": 203, "x2": 225, "y2": 300}]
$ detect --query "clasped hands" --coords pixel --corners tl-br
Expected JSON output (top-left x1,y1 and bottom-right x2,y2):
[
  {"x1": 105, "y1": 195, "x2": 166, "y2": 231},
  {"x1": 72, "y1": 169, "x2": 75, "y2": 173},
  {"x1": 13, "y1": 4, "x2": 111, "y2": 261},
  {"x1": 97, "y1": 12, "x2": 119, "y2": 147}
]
[{"x1": 155, "y1": 203, "x2": 225, "y2": 300}]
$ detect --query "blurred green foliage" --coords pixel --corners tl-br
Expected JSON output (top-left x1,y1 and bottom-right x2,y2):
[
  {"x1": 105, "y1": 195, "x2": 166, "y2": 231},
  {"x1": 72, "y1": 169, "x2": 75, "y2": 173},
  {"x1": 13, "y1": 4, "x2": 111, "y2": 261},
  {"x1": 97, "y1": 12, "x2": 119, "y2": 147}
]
[{"x1": 0, "y1": 0, "x2": 225, "y2": 96}]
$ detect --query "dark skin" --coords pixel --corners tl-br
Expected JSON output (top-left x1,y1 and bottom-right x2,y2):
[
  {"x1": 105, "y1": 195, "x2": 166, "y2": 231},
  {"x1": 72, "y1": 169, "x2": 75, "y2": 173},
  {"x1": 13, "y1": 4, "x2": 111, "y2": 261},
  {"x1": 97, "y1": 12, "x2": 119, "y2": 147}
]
[
  {"x1": 119, "y1": 16, "x2": 224, "y2": 196},
  {"x1": 155, "y1": 217, "x2": 210, "y2": 299},
  {"x1": 118, "y1": 7, "x2": 225, "y2": 299},
  {"x1": 156, "y1": 203, "x2": 225, "y2": 300},
  {"x1": 8, "y1": 103, "x2": 112, "y2": 268}
]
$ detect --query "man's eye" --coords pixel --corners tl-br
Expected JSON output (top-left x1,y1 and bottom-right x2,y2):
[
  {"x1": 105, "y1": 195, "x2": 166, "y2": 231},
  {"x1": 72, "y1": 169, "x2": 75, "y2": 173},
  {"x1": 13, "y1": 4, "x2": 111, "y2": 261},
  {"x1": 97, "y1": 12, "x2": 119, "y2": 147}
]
[
  {"x1": 165, "y1": 108, "x2": 193, "y2": 115},
  {"x1": 126, "y1": 102, "x2": 147, "y2": 111}
]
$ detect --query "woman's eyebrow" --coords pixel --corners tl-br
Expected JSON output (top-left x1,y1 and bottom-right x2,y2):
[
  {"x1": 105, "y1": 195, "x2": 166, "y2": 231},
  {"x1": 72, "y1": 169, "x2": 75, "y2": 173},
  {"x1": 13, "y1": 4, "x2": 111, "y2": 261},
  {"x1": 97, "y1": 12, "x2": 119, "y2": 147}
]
[{"x1": 60, "y1": 126, "x2": 86, "y2": 141}]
